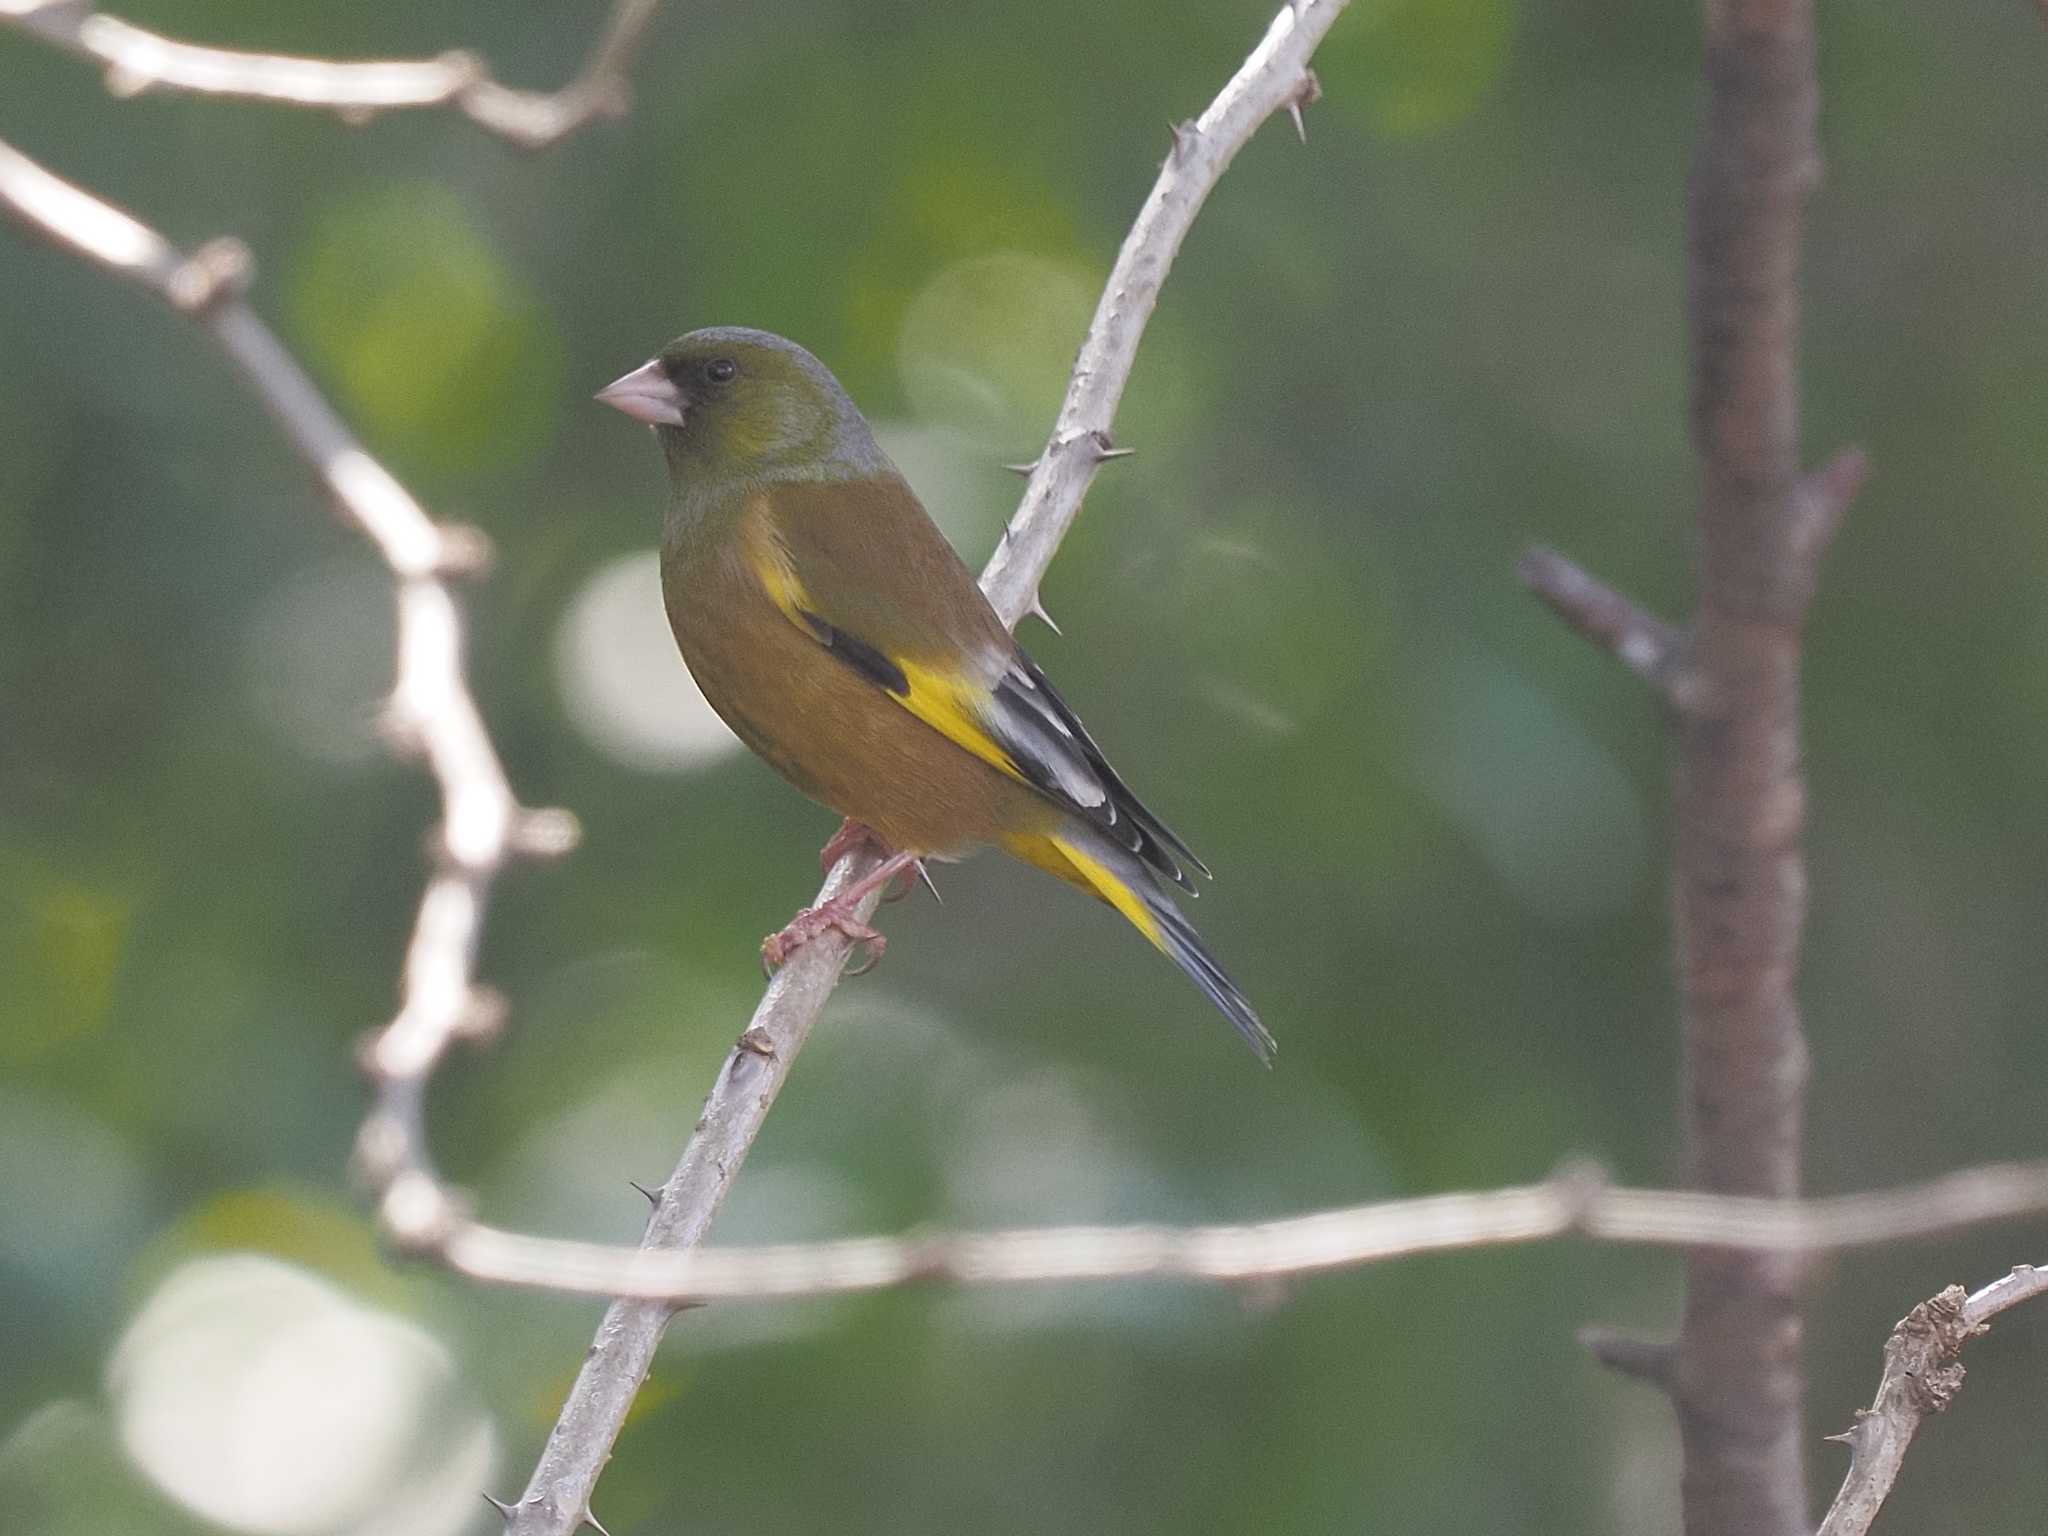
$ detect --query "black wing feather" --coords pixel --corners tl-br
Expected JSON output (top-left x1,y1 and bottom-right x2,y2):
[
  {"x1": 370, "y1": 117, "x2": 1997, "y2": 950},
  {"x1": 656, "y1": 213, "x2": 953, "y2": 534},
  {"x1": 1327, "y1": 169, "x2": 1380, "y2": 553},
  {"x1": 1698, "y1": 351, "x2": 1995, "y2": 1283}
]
[
  {"x1": 798, "y1": 607, "x2": 910, "y2": 695},
  {"x1": 994, "y1": 650, "x2": 1210, "y2": 894},
  {"x1": 798, "y1": 606, "x2": 1207, "y2": 895}
]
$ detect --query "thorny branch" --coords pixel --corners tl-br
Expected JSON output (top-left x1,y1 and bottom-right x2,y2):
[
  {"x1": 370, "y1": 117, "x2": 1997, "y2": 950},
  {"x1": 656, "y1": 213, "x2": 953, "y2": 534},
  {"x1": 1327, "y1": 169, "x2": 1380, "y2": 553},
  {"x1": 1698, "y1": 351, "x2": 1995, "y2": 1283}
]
[
  {"x1": 1816, "y1": 1264, "x2": 2048, "y2": 1536},
  {"x1": 504, "y1": 4, "x2": 1351, "y2": 1529},
  {"x1": 2, "y1": 0, "x2": 661, "y2": 149},
  {"x1": 0, "y1": 132, "x2": 588, "y2": 1261}
]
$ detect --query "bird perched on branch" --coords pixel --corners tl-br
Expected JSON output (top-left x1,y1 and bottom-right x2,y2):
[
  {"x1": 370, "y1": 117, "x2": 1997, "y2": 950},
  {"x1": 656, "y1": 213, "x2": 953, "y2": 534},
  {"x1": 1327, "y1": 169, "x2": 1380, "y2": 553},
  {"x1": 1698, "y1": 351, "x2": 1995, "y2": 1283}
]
[{"x1": 598, "y1": 327, "x2": 1271, "y2": 1061}]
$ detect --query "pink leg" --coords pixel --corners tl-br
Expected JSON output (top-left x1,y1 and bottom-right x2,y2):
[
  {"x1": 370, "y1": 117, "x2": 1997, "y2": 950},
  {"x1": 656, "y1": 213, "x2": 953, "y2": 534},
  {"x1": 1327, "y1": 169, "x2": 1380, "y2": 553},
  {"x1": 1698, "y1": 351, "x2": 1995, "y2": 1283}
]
[
  {"x1": 819, "y1": 817, "x2": 881, "y2": 874},
  {"x1": 762, "y1": 850, "x2": 923, "y2": 973}
]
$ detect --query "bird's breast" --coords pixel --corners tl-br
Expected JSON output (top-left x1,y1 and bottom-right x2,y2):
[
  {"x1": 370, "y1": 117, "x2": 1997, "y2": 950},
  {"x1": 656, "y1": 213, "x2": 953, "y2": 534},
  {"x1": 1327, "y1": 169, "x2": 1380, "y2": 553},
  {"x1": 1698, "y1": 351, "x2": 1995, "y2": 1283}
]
[{"x1": 659, "y1": 536, "x2": 1055, "y2": 857}]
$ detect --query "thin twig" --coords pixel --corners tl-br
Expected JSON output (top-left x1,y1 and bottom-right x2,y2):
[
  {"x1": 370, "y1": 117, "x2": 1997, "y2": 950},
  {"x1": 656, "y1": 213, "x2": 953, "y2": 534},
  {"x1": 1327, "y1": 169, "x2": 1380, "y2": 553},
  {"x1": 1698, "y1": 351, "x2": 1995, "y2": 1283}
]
[
  {"x1": 1517, "y1": 546, "x2": 1686, "y2": 700},
  {"x1": 421, "y1": 1160, "x2": 2048, "y2": 1304},
  {"x1": 978, "y1": 0, "x2": 1342, "y2": 626},
  {"x1": 1816, "y1": 1264, "x2": 2048, "y2": 1536},
  {"x1": 3, "y1": 0, "x2": 661, "y2": 149},
  {"x1": 502, "y1": 2, "x2": 1352, "y2": 1529}
]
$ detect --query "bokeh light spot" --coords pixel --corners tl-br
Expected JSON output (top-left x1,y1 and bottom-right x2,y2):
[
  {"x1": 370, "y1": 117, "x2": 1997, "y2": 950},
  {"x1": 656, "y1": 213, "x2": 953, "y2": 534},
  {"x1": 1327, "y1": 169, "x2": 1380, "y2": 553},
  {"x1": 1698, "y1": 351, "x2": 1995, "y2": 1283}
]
[
  {"x1": 554, "y1": 550, "x2": 742, "y2": 772},
  {"x1": 288, "y1": 183, "x2": 560, "y2": 474},
  {"x1": 897, "y1": 252, "x2": 1095, "y2": 454},
  {"x1": 107, "y1": 1255, "x2": 494, "y2": 1536}
]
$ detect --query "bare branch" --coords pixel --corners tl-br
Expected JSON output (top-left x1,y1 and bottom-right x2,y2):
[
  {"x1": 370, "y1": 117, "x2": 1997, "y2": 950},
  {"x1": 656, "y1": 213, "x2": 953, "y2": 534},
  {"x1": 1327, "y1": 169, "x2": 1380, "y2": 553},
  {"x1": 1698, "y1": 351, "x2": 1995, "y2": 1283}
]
[
  {"x1": 0, "y1": 134, "x2": 584, "y2": 1279},
  {"x1": 505, "y1": 2, "x2": 1356, "y2": 1528},
  {"x1": 979, "y1": 0, "x2": 1349, "y2": 626},
  {"x1": 437, "y1": 1161, "x2": 2048, "y2": 1304},
  {"x1": 1517, "y1": 546, "x2": 1687, "y2": 700},
  {"x1": 1816, "y1": 1264, "x2": 2048, "y2": 1536},
  {"x1": 3, "y1": 0, "x2": 661, "y2": 149}
]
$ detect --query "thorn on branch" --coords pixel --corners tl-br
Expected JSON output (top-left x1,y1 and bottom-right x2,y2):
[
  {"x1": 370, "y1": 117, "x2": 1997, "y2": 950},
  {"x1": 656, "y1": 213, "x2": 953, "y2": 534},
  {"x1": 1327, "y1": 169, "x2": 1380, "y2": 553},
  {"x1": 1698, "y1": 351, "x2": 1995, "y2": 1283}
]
[
  {"x1": 629, "y1": 1180, "x2": 661, "y2": 1207},
  {"x1": 581, "y1": 1510, "x2": 615, "y2": 1536},
  {"x1": 482, "y1": 1492, "x2": 519, "y2": 1522},
  {"x1": 1168, "y1": 118, "x2": 1200, "y2": 162},
  {"x1": 1579, "y1": 1325, "x2": 1679, "y2": 1390},
  {"x1": 1286, "y1": 69, "x2": 1321, "y2": 143},
  {"x1": 1029, "y1": 597, "x2": 1061, "y2": 635},
  {"x1": 1788, "y1": 444, "x2": 1867, "y2": 576},
  {"x1": 1517, "y1": 546, "x2": 1688, "y2": 705},
  {"x1": 1085, "y1": 429, "x2": 1134, "y2": 463},
  {"x1": 166, "y1": 236, "x2": 252, "y2": 313},
  {"x1": 1002, "y1": 458, "x2": 1038, "y2": 477}
]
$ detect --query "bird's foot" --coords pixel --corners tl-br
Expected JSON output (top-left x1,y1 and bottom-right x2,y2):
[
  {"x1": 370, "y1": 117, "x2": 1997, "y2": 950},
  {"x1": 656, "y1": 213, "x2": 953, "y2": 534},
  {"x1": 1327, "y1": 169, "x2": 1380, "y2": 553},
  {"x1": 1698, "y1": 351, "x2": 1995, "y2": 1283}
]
[
  {"x1": 819, "y1": 822, "x2": 932, "y2": 904},
  {"x1": 761, "y1": 900, "x2": 887, "y2": 975},
  {"x1": 818, "y1": 818, "x2": 883, "y2": 874},
  {"x1": 764, "y1": 848, "x2": 928, "y2": 975}
]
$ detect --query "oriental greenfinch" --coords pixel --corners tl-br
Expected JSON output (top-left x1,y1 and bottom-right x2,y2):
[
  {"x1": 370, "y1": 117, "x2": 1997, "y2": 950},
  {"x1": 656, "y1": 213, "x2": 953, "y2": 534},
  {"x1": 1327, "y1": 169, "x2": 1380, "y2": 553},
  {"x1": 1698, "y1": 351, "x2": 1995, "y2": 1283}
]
[{"x1": 600, "y1": 328, "x2": 1271, "y2": 1061}]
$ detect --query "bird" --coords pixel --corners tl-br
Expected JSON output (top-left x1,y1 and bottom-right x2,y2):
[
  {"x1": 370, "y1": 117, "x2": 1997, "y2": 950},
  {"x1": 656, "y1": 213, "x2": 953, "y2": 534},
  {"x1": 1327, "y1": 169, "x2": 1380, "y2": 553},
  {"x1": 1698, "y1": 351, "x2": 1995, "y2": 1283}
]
[{"x1": 598, "y1": 327, "x2": 1273, "y2": 1062}]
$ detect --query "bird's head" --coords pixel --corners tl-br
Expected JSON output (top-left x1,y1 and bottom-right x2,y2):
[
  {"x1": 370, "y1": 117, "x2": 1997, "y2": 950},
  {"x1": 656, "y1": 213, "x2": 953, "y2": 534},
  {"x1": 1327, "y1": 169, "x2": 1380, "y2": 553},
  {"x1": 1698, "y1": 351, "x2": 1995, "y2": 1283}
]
[{"x1": 597, "y1": 327, "x2": 884, "y2": 484}]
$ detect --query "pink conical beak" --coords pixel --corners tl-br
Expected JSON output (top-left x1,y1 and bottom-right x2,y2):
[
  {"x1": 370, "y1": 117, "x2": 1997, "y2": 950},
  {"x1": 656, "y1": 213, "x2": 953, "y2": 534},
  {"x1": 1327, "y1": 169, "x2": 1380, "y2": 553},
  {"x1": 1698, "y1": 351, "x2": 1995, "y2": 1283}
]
[{"x1": 596, "y1": 359, "x2": 686, "y2": 427}]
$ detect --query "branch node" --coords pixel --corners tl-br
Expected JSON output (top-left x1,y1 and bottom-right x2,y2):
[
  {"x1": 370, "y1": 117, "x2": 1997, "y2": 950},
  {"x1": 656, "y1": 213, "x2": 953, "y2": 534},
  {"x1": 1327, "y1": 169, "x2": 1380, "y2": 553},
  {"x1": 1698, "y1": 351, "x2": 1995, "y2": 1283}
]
[
  {"x1": 1578, "y1": 1325, "x2": 1679, "y2": 1389},
  {"x1": 101, "y1": 60, "x2": 149, "y2": 98},
  {"x1": 374, "y1": 700, "x2": 426, "y2": 759},
  {"x1": 167, "y1": 236, "x2": 252, "y2": 313},
  {"x1": 453, "y1": 984, "x2": 510, "y2": 1045},
  {"x1": 438, "y1": 47, "x2": 487, "y2": 86},
  {"x1": 736, "y1": 1025, "x2": 777, "y2": 1058},
  {"x1": 378, "y1": 1169, "x2": 464, "y2": 1255},
  {"x1": 431, "y1": 523, "x2": 497, "y2": 579},
  {"x1": 512, "y1": 807, "x2": 584, "y2": 859},
  {"x1": 1549, "y1": 1156, "x2": 1612, "y2": 1227}
]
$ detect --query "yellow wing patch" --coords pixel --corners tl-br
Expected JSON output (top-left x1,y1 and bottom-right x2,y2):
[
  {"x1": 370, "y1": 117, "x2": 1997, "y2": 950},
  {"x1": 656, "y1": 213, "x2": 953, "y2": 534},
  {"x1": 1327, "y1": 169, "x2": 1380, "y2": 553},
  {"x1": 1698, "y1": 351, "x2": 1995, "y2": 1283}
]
[
  {"x1": 891, "y1": 658, "x2": 1027, "y2": 782},
  {"x1": 740, "y1": 510, "x2": 814, "y2": 628},
  {"x1": 740, "y1": 506, "x2": 1036, "y2": 790}
]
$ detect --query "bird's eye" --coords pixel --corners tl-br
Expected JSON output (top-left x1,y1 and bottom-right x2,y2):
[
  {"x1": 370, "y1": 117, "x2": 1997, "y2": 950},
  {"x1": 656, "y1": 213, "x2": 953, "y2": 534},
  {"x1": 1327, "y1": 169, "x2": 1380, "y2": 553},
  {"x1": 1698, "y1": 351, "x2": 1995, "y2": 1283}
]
[{"x1": 705, "y1": 357, "x2": 739, "y2": 385}]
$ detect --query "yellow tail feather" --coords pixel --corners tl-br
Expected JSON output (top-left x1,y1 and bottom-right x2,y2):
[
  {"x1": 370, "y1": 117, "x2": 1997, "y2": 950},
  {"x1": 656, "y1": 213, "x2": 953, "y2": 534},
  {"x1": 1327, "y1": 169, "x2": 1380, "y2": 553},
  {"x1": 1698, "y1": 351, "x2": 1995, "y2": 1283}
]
[{"x1": 1003, "y1": 831, "x2": 1165, "y2": 950}]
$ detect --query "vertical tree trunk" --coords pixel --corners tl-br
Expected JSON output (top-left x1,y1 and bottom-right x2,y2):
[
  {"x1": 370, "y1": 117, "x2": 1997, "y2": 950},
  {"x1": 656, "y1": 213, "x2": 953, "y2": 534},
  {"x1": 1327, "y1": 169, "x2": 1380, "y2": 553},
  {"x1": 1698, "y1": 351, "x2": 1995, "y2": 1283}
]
[{"x1": 1674, "y1": 2, "x2": 1833, "y2": 1531}]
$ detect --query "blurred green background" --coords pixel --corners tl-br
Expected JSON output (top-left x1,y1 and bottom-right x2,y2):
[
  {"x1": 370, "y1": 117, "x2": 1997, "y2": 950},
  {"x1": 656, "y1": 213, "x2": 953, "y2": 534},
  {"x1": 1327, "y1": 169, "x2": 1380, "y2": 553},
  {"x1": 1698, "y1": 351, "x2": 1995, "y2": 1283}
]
[{"x1": 4, "y1": 0, "x2": 2046, "y2": 1532}]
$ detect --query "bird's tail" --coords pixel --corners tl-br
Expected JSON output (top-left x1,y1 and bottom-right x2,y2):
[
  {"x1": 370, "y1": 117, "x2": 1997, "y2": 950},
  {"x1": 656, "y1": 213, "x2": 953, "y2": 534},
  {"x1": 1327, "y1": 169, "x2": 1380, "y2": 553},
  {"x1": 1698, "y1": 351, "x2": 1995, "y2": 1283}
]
[{"x1": 1003, "y1": 825, "x2": 1274, "y2": 1064}]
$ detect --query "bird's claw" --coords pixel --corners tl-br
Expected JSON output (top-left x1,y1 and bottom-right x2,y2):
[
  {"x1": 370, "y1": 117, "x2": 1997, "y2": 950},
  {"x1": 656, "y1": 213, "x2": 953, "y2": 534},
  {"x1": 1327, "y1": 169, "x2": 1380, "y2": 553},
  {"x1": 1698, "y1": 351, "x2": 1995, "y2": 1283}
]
[{"x1": 761, "y1": 902, "x2": 887, "y2": 975}]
